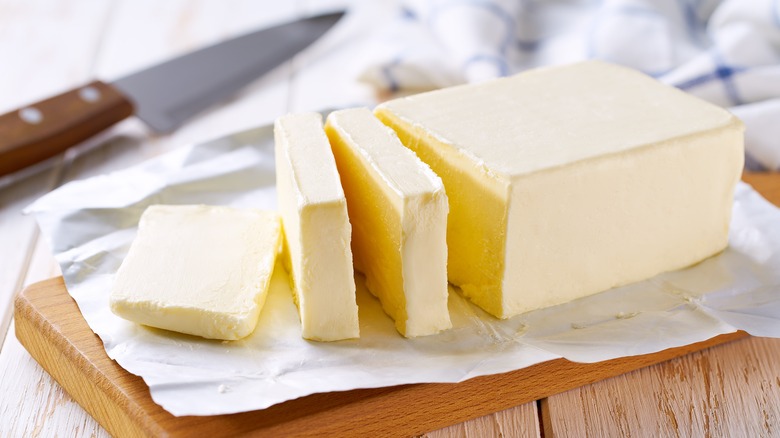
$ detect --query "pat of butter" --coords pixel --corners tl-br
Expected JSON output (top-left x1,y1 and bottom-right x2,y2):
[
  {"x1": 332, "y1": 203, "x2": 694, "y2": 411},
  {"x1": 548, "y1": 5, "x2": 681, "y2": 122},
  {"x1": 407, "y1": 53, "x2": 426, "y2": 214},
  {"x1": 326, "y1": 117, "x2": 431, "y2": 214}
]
[
  {"x1": 376, "y1": 60, "x2": 744, "y2": 319},
  {"x1": 274, "y1": 112, "x2": 360, "y2": 341},
  {"x1": 110, "y1": 205, "x2": 281, "y2": 340},
  {"x1": 326, "y1": 108, "x2": 451, "y2": 337}
]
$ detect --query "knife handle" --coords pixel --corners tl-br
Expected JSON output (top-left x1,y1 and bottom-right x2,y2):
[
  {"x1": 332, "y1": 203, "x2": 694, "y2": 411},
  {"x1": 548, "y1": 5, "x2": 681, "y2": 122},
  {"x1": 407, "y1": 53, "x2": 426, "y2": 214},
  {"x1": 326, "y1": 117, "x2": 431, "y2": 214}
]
[{"x1": 0, "y1": 80, "x2": 134, "y2": 177}]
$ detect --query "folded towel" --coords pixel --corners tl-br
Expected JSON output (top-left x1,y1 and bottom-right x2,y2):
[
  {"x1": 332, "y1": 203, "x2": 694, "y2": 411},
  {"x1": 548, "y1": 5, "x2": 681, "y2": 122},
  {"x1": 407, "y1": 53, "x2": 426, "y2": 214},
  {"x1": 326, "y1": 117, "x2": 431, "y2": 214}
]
[{"x1": 358, "y1": 0, "x2": 780, "y2": 170}]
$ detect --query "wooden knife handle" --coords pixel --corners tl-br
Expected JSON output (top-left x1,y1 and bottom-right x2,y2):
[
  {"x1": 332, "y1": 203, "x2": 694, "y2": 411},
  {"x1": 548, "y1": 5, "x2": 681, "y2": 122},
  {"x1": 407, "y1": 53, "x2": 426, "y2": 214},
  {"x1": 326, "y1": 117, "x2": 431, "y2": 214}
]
[{"x1": 0, "y1": 80, "x2": 134, "y2": 177}]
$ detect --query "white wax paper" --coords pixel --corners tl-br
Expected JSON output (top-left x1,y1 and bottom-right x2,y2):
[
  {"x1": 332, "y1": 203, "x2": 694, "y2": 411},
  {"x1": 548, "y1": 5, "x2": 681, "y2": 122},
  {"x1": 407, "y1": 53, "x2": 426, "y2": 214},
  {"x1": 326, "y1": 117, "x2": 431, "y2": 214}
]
[{"x1": 26, "y1": 122, "x2": 780, "y2": 416}]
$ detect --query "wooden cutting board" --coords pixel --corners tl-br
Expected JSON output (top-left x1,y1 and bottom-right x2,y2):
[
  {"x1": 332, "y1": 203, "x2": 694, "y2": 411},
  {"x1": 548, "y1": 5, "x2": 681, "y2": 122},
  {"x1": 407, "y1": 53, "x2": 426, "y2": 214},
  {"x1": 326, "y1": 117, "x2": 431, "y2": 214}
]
[{"x1": 14, "y1": 173, "x2": 779, "y2": 438}]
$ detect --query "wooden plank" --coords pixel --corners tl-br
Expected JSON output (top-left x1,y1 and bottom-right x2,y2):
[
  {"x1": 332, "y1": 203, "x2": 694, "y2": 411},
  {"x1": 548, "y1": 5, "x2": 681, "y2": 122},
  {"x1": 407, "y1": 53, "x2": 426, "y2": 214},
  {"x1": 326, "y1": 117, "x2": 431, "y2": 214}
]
[
  {"x1": 20, "y1": 231, "x2": 61, "y2": 293},
  {"x1": 543, "y1": 337, "x2": 780, "y2": 437},
  {"x1": 0, "y1": 235, "x2": 106, "y2": 438},
  {"x1": 743, "y1": 172, "x2": 780, "y2": 201},
  {"x1": 543, "y1": 171, "x2": 780, "y2": 437},
  {"x1": 13, "y1": 276, "x2": 748, "y2": 438},
  {"x1": 427, "y1": 403, "x2": 541, "y2": 438},
  {"x1": 0, "y1": 169, "x2": 59, "y2": 340},
  {"x1": 0, "y1": 0, "x2": 114, "y2": 347},
  {"x1": 0, "y1": 322, "x2": 109, "y2": 438}
]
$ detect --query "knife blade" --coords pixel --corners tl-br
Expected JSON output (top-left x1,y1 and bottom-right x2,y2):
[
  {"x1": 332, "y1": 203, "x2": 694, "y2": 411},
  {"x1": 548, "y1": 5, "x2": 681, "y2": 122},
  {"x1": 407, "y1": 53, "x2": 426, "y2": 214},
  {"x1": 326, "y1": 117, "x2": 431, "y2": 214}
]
[{"x1": 0, "y1": 11, "x2": 344, "y2": 177}]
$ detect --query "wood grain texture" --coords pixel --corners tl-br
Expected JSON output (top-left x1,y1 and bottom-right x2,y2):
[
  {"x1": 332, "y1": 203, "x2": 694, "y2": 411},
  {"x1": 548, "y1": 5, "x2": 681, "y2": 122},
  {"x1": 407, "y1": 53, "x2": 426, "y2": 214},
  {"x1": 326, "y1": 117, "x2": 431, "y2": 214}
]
[
  {"x1": 0, "y1": 324, "x2": 109, "y2": 438},
  {"x1": 0, "y1": 232, "x2": 107, "y2": 438},
  {"x1": 743, "y1": 172, "x2": 780, "y2": 202},
  {"x1": 13, "y1": 276, "x2": 747, "y2": 438},
  {"x1": 426, "y1": 403, "x2": 540, "y2": 438},
  {"x1": 543, "y1": 337, "x2": 780, "y2": 437},
  {"x1": 0, "y1": 80, "x2": 134, "y2": 177}
]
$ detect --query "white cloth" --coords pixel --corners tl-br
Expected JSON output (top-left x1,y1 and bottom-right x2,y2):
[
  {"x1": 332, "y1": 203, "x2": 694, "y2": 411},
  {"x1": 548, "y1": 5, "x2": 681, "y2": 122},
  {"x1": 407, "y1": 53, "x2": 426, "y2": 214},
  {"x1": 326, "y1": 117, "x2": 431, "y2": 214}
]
[{"x1": 358, "y1": 0, "x2": 780, "y2": 170}]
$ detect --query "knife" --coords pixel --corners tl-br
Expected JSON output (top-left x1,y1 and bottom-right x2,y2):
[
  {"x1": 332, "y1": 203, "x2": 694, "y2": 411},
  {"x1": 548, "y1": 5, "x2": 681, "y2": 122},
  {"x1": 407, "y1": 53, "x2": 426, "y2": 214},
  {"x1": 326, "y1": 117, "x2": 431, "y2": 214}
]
[{"x1": 0, "y1": 11, "x2": 344, "y2": 177}]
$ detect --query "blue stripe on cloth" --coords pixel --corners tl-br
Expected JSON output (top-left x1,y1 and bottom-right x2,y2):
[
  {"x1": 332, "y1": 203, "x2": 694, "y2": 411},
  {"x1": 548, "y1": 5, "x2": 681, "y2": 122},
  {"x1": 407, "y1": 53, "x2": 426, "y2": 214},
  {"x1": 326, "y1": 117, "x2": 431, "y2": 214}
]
[
  {"x1": 711, "y1": 49, "x2": 744, "y2": 105},
  {"x1": 463, "y1": 53, "x2": 509, "y2": 76},
  {"x1": 719, "y1": 67, "x2": 743, "y2": 105},
  {"x1": 381, "y1": 57, "x2": 403, "y2": 93},
  {"x1": 646, "y1": 69, "x2": 673, "y2": 78},
  {"x1": 400, "y1": 6, "x2": 416, "y2": 20},
  {"x1": 676, "y1": 51, "x2": 746, "y2": 105},
  {"x1": 429, "y1": 0, "x2": 517, "y2": 54},
  {"x1": 515, "y1": 0, "x2": 542, "y2": 52}
]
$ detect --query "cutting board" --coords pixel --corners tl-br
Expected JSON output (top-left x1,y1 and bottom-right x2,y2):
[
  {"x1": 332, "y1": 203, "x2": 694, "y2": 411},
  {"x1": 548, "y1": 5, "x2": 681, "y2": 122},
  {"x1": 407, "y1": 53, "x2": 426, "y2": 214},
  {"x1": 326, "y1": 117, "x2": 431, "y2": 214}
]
[{"x1": 14, "y1": 173, "x2": 779, "y2": 438}]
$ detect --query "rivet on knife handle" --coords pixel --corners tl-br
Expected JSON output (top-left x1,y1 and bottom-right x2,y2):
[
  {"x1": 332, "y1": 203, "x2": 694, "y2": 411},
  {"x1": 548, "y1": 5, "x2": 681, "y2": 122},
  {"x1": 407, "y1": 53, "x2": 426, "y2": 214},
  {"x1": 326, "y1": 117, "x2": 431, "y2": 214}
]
[{"x1": 0, "y1": 80, "x2": 134, "y2": 177}]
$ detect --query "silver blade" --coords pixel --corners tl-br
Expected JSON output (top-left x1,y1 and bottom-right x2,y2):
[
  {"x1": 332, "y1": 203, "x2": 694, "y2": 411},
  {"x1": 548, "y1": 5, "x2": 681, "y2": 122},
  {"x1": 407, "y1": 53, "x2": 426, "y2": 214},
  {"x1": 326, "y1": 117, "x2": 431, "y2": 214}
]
[{"x1": 112, "y1": 12, "x2": 344, "y2": 133}]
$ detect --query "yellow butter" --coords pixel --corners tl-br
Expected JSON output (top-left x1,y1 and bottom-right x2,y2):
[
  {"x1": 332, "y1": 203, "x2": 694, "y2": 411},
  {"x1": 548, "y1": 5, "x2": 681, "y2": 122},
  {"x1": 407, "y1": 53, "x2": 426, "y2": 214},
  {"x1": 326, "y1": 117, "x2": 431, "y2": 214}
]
[
  {"x1": 376, "y1": 61, "x2": 744, "y2": 318},
  {"x1": 274, "y1": 112, "x2": 360, "y2": 341},
  {"x1": 110, "y1": 205, "x2": 281, "y2": 340},
  {"x1": 326, "y1": 108, "x2": 451, "y2": 337}
]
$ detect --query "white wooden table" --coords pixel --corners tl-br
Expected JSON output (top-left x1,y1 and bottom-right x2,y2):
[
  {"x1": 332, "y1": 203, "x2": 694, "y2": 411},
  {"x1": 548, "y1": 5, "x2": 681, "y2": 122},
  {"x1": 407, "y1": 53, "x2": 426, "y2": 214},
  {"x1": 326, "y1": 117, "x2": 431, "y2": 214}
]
[{"x1": 1, "y1": 1, "x2": 778, "y2": 436}]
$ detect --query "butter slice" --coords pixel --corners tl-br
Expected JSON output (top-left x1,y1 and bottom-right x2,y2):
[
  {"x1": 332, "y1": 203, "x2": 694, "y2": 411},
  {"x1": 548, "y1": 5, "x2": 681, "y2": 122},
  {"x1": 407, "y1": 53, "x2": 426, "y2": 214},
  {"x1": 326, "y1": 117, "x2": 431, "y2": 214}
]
[
  {"x1": 274, "y1": 112, "x2": 360, "y2": 341},
  {"x1": 110, "y1": 205, "x2": 281, "y2": 340},
  {"x1": 376, "y1": 61, "x2": 744, "y2": 319},
  {"x1": 325, "y1": 108, "x2": 451, "y2": 337}
]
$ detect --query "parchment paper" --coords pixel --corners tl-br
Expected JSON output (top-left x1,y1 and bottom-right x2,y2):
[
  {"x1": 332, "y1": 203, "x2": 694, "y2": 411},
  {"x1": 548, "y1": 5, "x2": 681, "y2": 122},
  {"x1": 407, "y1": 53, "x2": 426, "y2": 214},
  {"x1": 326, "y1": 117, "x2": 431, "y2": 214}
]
[{"x1": 26, "y1": 122, "x2": 780, "y2": 416}]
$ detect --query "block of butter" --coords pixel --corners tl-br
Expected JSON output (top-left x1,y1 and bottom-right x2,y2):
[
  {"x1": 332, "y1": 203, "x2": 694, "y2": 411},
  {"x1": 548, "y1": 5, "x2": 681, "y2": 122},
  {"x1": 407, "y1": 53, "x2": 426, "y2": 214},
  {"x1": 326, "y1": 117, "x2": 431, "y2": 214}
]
[
  {"x1": 376, "y1": 60, "x2": 744, "y2": 319},
  {"x1": 110, "y1": 205, "x2": 281, "y2": 340},
  {"x1": 325, "y1": 108, "x2": 451, "y2": 337},
  {"x1": 274, "y1": 112, "x2": 360, "y2": 341}
]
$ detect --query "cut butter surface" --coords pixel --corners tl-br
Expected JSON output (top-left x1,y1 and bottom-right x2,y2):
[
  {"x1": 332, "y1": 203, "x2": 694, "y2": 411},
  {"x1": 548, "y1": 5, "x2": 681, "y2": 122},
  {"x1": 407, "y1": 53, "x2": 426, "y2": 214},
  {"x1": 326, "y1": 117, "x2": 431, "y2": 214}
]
[
  {"x1": 326, "y1": 108, "x2": 451, "y2": 337},
  {"x1": 274, "y1": 112, "x2": 360, "y2": 341},
  {"x1": 110, "y1": 205, "x2": 281, "y2": 340},
  {"x1": 376, "y1": 60, "x2": 744, "y2": 319}
]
